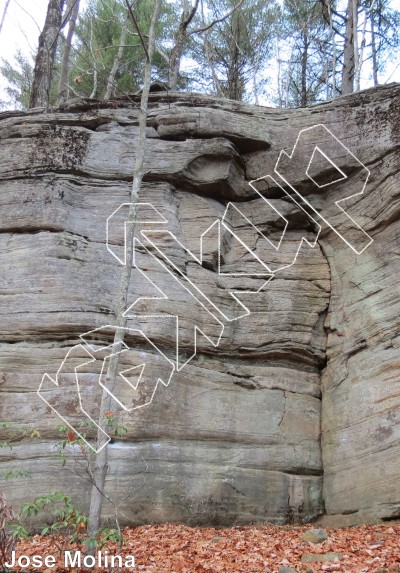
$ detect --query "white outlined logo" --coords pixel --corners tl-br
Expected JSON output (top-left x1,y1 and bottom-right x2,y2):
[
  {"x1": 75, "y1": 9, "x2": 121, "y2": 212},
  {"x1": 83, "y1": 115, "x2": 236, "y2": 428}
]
[
  {"x1": 38, "y1": 124, "x2": 373, "y2": 452},
  {"x1": 274, "y1": 124, "x2": 372, "y2": 254}
]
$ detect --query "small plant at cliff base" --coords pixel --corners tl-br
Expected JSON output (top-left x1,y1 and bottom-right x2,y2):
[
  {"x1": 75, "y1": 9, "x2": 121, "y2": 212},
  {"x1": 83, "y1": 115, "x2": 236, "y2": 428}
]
[
  {"x1": 13, "y1": 493, "x2": 88, "y2": 555},
  {"x1": 12, "y1": 487, "x2": 123, "y2": 555},
  {"x1": 0, "y1": 494, "x2": 15, "y2": 571},
  {"x1": 88, "y1": 527, "x2": 123, "y2": 552},
  {"x1": 52, "y1": 420, "x2": 128, "y2": 553}
]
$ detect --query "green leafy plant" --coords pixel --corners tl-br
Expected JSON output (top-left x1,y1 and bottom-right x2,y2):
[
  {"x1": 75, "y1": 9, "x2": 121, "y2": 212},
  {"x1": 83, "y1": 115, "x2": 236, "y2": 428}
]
[
  {"x1": 3, "y1": 470, "x2": 31, "y2": 480},
  {"x1": 104, "y1": 412, "x2": 128, "y2": 437},
  {"x1": 54, "y1": 422, "x2": 96, "y2": 467},
  {"x1": 0, "y1": 422, "x2": 41, "y2": 450},
  {"x1": 0, "y1": 423, "x2": 37, "y2": 481},
  {"x1": 54, "y1": 417, "x2": 128, "y2": 468},
  {"x1": 13, "y1": 491, "x2": 123, "y2": 553},
  {"x1": 0, "y1": 422, "x2": 13, "y2": 451},
  {"x1": 85, "y1": 527, "x2": 123, "y2": 552},
  {"x1": 9, "y1": 523, "x2": 29, "y2": 540},
  {"x1": 18, "y1": 492, "x2": 87, "y2": 542}
]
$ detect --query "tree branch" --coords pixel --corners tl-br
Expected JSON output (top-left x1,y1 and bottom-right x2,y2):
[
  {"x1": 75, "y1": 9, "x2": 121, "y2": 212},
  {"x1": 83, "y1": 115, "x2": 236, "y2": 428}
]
[
  {"x1": 183, "y1": 0, "x2": 201, "y2": 31},
  {"x1": 124, "y1": 0, "x2": 149, "y2": 62},
  {"x1": 189, "y1": 0, "x2": 245, "y2": 36}
]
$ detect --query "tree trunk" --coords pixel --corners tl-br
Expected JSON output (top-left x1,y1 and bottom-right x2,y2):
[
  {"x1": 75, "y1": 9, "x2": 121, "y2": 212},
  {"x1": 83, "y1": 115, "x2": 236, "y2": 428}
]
[
  {"x1": 204, "y1": 32, "x2": 224, "y2": 97},
  {"x1": 168, "y1": 0, "x2": 200, "y2": 91},
  {"x1": 354, "y1": 6, "x2": 367, "y2": 91},
  {"x1": 0, "y1": 0, "x2": 11, "y2": 37},
  {"x1": 352, "y1": 0, "x2": 359, "y2": 86},
  {"x1": 88, "y1": 15, "x2": 98, "y2": 99},
  {"x1": 285, "y1": 49, "x2": 293, "y2": 108},
  {"x1": 58, "y1": 0, "x2": 80, "y2": 105},
  {"x1": 277, "y1": 39, "x2": 283, "y2": 108},
  {"x1": 370, "y1": 9, "x2": 378, "y2": 85},
  {"x1": 325, "y1": 59, "x2": 330, "y2": 100},
  {"x1": 300, "y1": 32, "x2": 308, "y2": 107},
  {"x1": 327, "y1": 2, "x2": 337, "y2": 98},
  {"x1": 105, "y1": 17, "x2": 128, "y2": 100},
  {"x1": 342, "y1": 0, "x2": 358, "y2": 95},
  {"x1": 30, "y1": 0, "x2": 65, "y2": 108},
  {"x1": 169, "y1": 20, "x2": 186, "y2": 90},
  {"x1": 252, "y1": 62, "x2": 259, "y2": 105},
  {"x1": 86, "y1": 0, "x2": 163, "y2": 541},
  {"x1": 226, "y1": 10, "x2": 243, "y2": 101}
]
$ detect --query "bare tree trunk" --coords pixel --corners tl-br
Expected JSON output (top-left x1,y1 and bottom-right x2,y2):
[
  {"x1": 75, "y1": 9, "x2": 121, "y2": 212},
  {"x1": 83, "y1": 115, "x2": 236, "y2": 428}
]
[
  {"x1": 276, "y1": 37, "x2": 283, "y2": 108},
  {"x1": 88, "y1": 15, "x2": 98, "y2": 99},
  {"x1": 169, "y1": 21, "x2": 186, "y2": 90},
  {"x1": 169, "y1": 0, "x2": 245, "y2": 92},
  {"x1": 352, "y1": 0, "x2": 359, "y2": 86},
  {"x1": 342, "y1": 0, "x2": 358, "y2": 95},
  {"x1": 105, "y1": 17, "x2": 128, "y2": 100},
  {"x1": 355, "y1": 0, "x2": 377, "y2": 92},
  {"x1": 326, "y1": 1, "x2": 337, "y2": 98},
  {"x1": 285, "y1": 50, "x2": 293, "y2": 108},
  {"x1": 90, "y1": 67, "x2": 98, "y2": 99},
  {"x1": 277, "y1": 59, "x2": 282, "y2": 108},
  {"x1": 331, "y1": 33, "x2": 337, "y2": 97},
  {"x1": 30, "y1": 0, "x2": 65, "y2": 108},
  {"x1": 58, "y1": 0, "x2": 80, "y2": 105},
  {"x1": 86, "y1": 0, "x2": 163, "y2": 541},
  {"x1": 169, "y1": 0, "x2": 200, "y2": 90},
  {"x1": 354, "y1": 6, "x2": 367, "y2": 91},
  {"x1": 226, "y1": 9, "x2": 243, "y2": 101},
  {"x1": 300, "y1": 31, "x2": 308, "y2": 107},
  {"x1": 0, "y1": 0, "x2": 11, "y2": 37},
  {"x1": 371, "y1": 15, "x2": 378, "y2": 85},
  {"x1": 252, "y1": 62, "x2": 259, "y2": 105},
  {"x1": 325, "y1": 59, "x2": 330, "y2": 100},
  {"x1": 204, "y1": 32, "x2": 224, "y2": 97}
]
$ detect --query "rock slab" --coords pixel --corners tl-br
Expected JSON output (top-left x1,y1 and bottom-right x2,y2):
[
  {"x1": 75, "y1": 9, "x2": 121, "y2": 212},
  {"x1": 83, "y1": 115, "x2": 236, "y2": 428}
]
[{"x1": 0, "y1": 84, "x2": 399, "y2": 526}]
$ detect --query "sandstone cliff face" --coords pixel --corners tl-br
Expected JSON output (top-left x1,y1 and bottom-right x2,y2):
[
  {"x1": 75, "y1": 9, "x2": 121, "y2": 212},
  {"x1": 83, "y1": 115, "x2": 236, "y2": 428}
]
[{"x1": 0, "y1": 85, "x2": 399, "y2": 526}]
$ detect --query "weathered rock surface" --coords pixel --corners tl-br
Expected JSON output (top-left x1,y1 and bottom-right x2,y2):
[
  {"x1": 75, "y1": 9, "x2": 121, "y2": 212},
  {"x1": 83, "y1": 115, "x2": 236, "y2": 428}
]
[
  {"x1": 300, "y1": 528, "x2": 328, "y2": 544},
  {"x1": 0, "y1": 84, "x2": 399, "y2": 526},
  {"x1": 301, "y1": 552, "x2": 343, "y2": 563}
]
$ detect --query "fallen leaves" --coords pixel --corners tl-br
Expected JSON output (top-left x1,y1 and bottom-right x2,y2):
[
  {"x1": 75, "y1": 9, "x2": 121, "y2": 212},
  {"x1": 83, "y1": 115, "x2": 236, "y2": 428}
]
[{"x1": 12, "y1": 522, "x2": 400, "y2": 572}]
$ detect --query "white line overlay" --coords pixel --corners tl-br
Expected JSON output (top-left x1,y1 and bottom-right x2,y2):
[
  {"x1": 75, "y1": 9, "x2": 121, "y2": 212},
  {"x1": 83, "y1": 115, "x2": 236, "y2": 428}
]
[{"x1": 39, "y1": 124, "x2": 374, "y2": 451}]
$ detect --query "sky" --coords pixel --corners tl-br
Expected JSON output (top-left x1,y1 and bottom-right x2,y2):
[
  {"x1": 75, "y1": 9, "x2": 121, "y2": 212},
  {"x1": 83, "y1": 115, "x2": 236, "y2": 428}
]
[
  {"x1": 0, "y1": 0, "x2": 399, "y2": 107},
  {"x1": 0, "y1": 0, "x2": 48, "y2": 63},
  {"x1": 0, "y1": 0, "x2": 91, "y2": 104},
  {"x1": 0, "y1": 0, "x2": 46, "y2": 99}
]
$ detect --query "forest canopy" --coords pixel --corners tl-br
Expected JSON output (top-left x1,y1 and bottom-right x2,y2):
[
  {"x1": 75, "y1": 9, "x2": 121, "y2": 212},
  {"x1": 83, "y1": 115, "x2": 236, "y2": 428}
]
[{"x1": 1, "y1": 0, "x2": 399, "y2": 110}]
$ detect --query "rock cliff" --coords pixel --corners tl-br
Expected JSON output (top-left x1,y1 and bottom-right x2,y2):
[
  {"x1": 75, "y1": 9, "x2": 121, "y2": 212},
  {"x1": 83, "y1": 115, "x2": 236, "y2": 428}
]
[{"x1": 0, "y1": 84, "x2": 399, "y2": 526}]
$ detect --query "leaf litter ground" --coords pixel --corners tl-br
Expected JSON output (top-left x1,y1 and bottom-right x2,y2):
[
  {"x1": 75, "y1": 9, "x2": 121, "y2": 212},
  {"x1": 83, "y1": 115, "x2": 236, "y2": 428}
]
[{"x1": 14, "y1": 523, "x2": 400, "y2": 572}]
